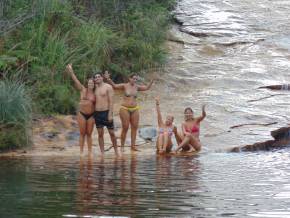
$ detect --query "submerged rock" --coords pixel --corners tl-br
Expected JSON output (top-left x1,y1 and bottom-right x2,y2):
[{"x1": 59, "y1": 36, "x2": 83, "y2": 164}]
[{"x1": 230, "y1": 126, "x2": 290, "y2": 152}]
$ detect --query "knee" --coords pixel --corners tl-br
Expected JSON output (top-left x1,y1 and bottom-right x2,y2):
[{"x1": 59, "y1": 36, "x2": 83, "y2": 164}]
[
  {"x1": 122, "y1": 125, "x2": 129, "y2": 132},
  {"x1": 131, "y1": 124, "x2": 138, "y2": 130},
  {"x1": 86, "y1": 134, "x2": 93, "y2": 139},
  {"x1": 79, "y1": 132, "x2": 86, "y2": 137},
  {"x1": 98, "y1": 133, "x2": 104, "y2": 139}
]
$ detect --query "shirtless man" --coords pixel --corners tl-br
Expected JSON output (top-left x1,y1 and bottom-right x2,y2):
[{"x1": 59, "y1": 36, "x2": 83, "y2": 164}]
[{"x1": 94, "y1": 73, "x2": 118, "y2": 156}]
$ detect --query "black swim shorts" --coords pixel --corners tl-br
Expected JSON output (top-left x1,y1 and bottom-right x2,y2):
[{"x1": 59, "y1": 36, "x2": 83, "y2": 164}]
[{"x1": 94, "y1": 110, "x2": 114, "y2": 129}]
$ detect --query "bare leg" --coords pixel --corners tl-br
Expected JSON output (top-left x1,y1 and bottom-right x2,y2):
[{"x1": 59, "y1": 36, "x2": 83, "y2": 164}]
[
  {"x1": 175, "y1": 135, "x2": 191, "y2": 152},
  {"x1": 97, "y1": 128, "x2": 105, "y2": 155},
  {"x1": 163, "y1": 132, "x2": 169, "y2": 152},
  {"x1": 77, "y1": 113, "x2": 87, "y2": 155},
  {"x1": 156, "y1": 135, "x2": 164, "y2": 154},
  {"x1": 130, "y1": 110, "x2": 140, "y2": 151},
  {"x1": 189, "y1": 137, "x2": 201, "y2": 152},
  {"x1": 108, "y1": 128, "x2": 119, "y2": 156},
  {"x1": 119, "y1": 108, "x2": 130, "y2": 152},
  {"x1": 86, "y1": 117, "x2": 95, "y2": 156}
]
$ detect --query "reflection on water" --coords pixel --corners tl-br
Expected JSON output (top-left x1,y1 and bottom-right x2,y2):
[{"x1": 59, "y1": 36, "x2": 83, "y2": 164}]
[
  {"x1": 1, "y1": 150, "x2": 290, "y2": 217},
  {"x1": 2, "y1": 0, "x2": 290, "y2": 217}
]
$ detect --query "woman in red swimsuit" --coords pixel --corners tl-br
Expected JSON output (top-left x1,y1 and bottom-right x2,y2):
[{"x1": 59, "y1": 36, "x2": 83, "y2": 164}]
[
  {"x1": 66, "y1": 64, "x2": 96, "y2": 155},
  {"x1": 175, "y1": 105, "x2": 206, "y2": 153}
]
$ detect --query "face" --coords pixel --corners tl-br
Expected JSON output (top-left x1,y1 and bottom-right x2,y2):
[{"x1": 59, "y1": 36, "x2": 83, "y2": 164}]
[
  {"x1": 94, "y1": 74, "x2": 103, "y2": 84},
  {"x1": 184, "y1": 109, "x2": 194, "y2": 120},
  {"x1": 165, "y1": 115, "x2": 174, "y2": 126},
  {"x1": 129, "y1": 75, "x2": 138, "y2": 84},
  {"x1": 88, "y1": 79, "x2": 94, "y2": 90}
]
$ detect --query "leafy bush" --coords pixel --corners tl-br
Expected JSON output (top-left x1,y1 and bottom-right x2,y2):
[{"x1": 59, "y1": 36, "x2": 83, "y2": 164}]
[
  {"x1": 0, "y1": 79, "x2": 32, "y2": 150},
  {"x1": 1, "y1": 0, "x2": 175, "y2": 115}
]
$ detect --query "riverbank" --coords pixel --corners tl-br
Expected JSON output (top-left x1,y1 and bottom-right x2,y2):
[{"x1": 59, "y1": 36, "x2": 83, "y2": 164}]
[{"x1": 0, "y1": 0, "x2": 176, "y2": 150}]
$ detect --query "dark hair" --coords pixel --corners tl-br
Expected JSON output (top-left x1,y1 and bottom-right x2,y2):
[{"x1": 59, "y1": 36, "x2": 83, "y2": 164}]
[
  {"x1": 184, "y1": 107, "x2": 193, "y2": 113},
  {"x1": 129, "y1": 73, "x2": 137, "y2": 78}
]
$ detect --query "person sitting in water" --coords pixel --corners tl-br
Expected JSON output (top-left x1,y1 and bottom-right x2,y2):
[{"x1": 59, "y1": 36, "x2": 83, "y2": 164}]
[
  {"x1": 66, "y1": 64, "x2": 96, "y2": 156},
  {"x1": 104, "y1": 71, "x2": 154, "y2": 152},
  {"x1": 155, "y1": 97, "x2": 181, "y2": 154},
  {"x1": 175, "y1": 105, "x2": 206, "y2": 153}
]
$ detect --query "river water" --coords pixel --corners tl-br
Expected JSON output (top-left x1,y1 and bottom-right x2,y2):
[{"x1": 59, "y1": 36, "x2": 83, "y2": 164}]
[{"x1": 2, "y1": 0, "x2": 290, "y2": 217}]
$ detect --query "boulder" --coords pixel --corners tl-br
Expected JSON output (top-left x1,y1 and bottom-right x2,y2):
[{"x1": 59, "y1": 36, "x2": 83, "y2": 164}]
[
  {"x1": 230, "y1": 126, "x2": 290, "y2": 152},
  {"x1": 138, "y1": 127, "x2": 157, "y2": 141}
]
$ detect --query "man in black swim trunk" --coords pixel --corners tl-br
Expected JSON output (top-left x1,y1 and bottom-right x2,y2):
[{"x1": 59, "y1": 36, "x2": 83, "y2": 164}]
[{"x1": 94, "y1": 73, "x2": 119, "y2": 156}]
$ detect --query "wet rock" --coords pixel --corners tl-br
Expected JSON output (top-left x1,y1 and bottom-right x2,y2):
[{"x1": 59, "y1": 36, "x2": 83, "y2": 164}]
[
  {"x1": 172, "y1": 16, "x2": 184, "y2": 26},
  {"x1": 230, "y1": 126, "x2": 290, "y2": 152},
  {"x1": 41, "y1": 132, "x2": 59, "y2": 140},
  {"x1": 258, "y1": 84, "x2": 290, "y2": 90},
  {"x1": 138, "y1": 127, "x2": 157, "y2": 141},
  {"x1": 271, "y1": 127, "x2": 290, "y2": 140},
  {"x1": 66, "y1": 131, "x2": 79, "y2": 141}
]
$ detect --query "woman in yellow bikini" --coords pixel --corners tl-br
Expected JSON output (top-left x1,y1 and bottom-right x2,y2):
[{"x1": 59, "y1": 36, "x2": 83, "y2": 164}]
[{"x1": 104, "y1": 71, "x2": 154, "y2": 151}]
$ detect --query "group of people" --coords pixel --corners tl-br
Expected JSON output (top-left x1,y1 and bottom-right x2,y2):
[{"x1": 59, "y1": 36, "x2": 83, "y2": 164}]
[{"x1": 65, "y1": 64, "x2": 206, "y2": 156}]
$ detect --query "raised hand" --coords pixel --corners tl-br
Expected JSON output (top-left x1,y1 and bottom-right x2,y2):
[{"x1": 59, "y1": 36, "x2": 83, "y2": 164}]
[
  {"x1": 155, "y1": 96, "x2": 160, "y2": 105},
  {"x1": 66, "y1": 63, "x2": 73, "y2": 74}
]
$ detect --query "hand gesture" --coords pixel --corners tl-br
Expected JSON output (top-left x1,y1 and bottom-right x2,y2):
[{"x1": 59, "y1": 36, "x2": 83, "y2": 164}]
[
  {"x1": 155, "y1": 96, "x2": 160, "y2": 105},
  {"x1": 104, "y1": 70, "x2": 110, "y2": 80},
  {"x1": 202, "y1": 104, "x2": 206, "y2": 111},
  {"x1": 66, "y1": 63, "x2": 73, "y2": 74}
]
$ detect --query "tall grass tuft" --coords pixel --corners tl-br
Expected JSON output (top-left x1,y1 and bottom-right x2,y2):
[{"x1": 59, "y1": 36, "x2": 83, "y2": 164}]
[{"x1": 0, "y1": 79, "x2": 32, "y2": 150}]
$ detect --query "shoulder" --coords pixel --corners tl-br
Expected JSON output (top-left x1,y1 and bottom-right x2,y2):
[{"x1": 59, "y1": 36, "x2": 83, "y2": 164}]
[{"x1": 105, "y1": 83, "x2": 113, "y2": 90}]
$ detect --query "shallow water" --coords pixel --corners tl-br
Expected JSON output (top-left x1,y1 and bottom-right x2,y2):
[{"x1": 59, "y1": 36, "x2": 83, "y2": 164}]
[
  {"x1": 1, "y1": 149, "x2": 290, "y2": 217},
  {"x1": 2, "y1": 0, "x2": 290, "y2": 217},
  {"x1": 142, "y1": 0, "x2": 290, "y2": 151}
]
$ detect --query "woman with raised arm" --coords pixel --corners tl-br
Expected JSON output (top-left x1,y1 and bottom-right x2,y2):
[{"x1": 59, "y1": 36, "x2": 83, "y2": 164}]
[
  {"x1": 66, "y1": 64, "x2": 96, "y2": 155},
  {"x1": 155, "y1": 97, "x2": 180, "y2": 154},
  {"x1": 104, "y1": 71, "x2": 154, "y2": 151},
  {"x1": 175, "y1": 105, "x2": 206, "y2": 153}
]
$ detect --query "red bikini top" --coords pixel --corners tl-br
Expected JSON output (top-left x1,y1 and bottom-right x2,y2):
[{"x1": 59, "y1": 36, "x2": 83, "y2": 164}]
[{"x1": 185, "y1": 125, "x2": 199, "y2": 133}]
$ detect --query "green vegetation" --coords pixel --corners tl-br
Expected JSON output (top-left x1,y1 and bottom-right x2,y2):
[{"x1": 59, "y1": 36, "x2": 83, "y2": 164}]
[
  {"x1": 0, "y1": 0, "x2": 175, "y2": 148},
  {"x1": 0, "y1": 79, "x2": 32, "y2": 150}
]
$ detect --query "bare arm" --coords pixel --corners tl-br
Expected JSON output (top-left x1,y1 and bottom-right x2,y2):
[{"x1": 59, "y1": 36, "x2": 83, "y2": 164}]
[
  {"x1": 137, "y1": 79, "x2": 154, "y2": 91},
  {"x1": 155, "y1": 97, "x2": 163, "y2": 126},
  {"x1": 66, "y1": 64, "x2": 84, "y2": 91},
  {"x1": 107, "y1": 85, "x2": 114, "y2": 121},
  {"x1": 104, "y1": 71, "x2": 125, "y2": 90},
  {"x1": 196, "y1": 105, "x2": 206, "y2": 123}
]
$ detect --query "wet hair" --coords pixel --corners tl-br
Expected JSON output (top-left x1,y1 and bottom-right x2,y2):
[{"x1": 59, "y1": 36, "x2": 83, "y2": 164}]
[{"x1": 184, "y1": 107, "x2": 193, "y2": 113}]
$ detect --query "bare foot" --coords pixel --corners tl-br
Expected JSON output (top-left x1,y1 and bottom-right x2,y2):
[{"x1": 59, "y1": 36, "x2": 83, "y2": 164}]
[
  {"x1": 131, "y1": 146, "x2": 139, "y2": 151},
  {"x1": 188, "y1": 146, "x2": 195, "y2": 153}
]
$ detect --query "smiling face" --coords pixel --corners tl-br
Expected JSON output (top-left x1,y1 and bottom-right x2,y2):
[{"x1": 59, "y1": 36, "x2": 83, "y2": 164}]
[
  {"x1": 94, "y1": 73, "x2": 103, "y2": 84},
  {"x1": 165, "y1": 115, "x2": 174, "y2": 126},
  {"x1": 128, "y1": 74, "x2": 138, "y2": 85},
  {"x1": 184, "y1": 108, "x2": 194, "y2": 120},
  {"x1": 87, "y1": 79, "x2": 94, "y2": 90}
]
